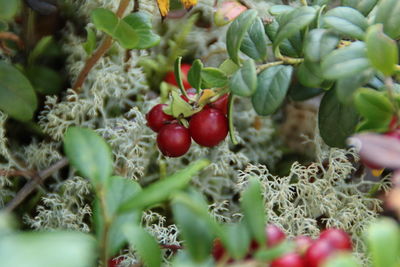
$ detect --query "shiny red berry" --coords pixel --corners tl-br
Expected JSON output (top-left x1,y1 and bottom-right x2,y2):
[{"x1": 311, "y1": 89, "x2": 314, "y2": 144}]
[
  {"x1": 271, "y1": 253, "x2": 305, "y2": 267},
  {"x1": 304, "y1": 239, "x2": 335, "y2": 267},
  {"x1": 211, "y1": 238, "x2": 234, "y2": 263},
  {"x1": 319, "y1": 228, "x2": 352, "y2": 251},
  {"x1": 266, "y1": 224, "x2": 286, "y2": 247},
  {"x1": 157, "y1": 124, "x2": 191, "y2": 157},
  {"x1": 108, "y1": 257, "x2": 123, "y2": 267},
  {"x1": 294, "y1": 235, "x2": 313, "y2": 255},
  {"x1": 164, "y1": 63, "x2": 192, "y2": 89},
  {"x1": 189, "y1": 108, "x2": 228, "y2": 147},
  {"x1": 146, "y1": 104, "x2": 174, "y2": 132},
  {"x1": 209, "y1": 94, "x2": 229, "y2": 115}
]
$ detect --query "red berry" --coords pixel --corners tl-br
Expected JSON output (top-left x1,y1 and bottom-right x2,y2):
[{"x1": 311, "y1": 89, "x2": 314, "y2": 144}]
[
  {"x1": 294, "y1": 235, "x2": 313, "y2": 255},
  {"x1": 108, "y1": 257, "x2": 123, "y2": 267},
  {"x1": 157, "y1": 124, "x2": 191, "y2": 157},
  {"x1": 319, "y1": 228, "x2": 352, "y2": 251},
  {"x1": 209, "y1": 94, "x2": 229, "y2": 115},
  {"x1": 385, "y1": 129, "x2": 400, "y2": 140},
  {"x1": 271, "y1": 253, "x2": 305, "y2": 267},
  {"x1": 389, "y1": 115, "x2": 398, "y2": 131},
  {"x1": 146, "y1": 104, "x2": 174, "y2": 132},
  {"x1": 189, "y1": 108, "x2": 228, "y2": 147},
  {"x1": 304, "y1": 239, "x2": 336, "y2": 267},
  {"x1": 362, "y1": 159, "x2": 382, "y2": 170},
  {"x1": 164, "y1": 63, "x2": 192, "y2": 89},
  {"x1": 266, "y1": 224, "x2": 286, "y2": 247}
]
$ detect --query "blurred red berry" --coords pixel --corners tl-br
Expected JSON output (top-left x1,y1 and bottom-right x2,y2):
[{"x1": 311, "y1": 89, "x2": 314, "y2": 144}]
[
  {"x1": 266, "y1": 224, "x2": 286, "y2": 247},
  {"x1": 209, "y1": 94, "x2": 229, "y2": 115},
  {"x1": 304, "y1": 239, "x2": 336, "y2": 267},
  {"x1": 157, "y1": 123, "x2": 191, "y2": 157},
  {"x1": 146, "y1": 104, "x2": 174, "y2": 132},
  {"x1": 108, "y1": 257, "x2": 123, "y2": 267},
  {"x1": 294, "y1": 235, "x2": 313, "y2": 255},
  {"x1": 319, "y1": 228, "x2": 352, "y2": 251},
  {"x1": 164, "y1": 63, "x2": 192, "y2": 89},
  {"x1": 270, "y1": 253, "x2": 305, "y2": 267}
]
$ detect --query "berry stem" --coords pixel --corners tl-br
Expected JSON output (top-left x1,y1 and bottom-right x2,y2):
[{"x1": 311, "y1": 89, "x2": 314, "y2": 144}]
[
  {"x1": 228, "y1": 94, "x2": 239, "y2": 145},
  {"x1": 385, "y1": 76, "x2": 400, "y2": 123}
]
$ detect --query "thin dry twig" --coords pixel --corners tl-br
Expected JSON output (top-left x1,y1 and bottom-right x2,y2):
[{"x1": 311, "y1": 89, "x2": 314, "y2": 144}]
[{"x1": 0, "y1": 32, "x2": 24, "y2": 53}]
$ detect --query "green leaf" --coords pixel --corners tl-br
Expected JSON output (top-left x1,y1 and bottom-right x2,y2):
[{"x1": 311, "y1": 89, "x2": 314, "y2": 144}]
[
  {"x1": 0, "y1": 62, "x2": 37, "y2": 121},
  {"x1": 265, "y1": 20, "x2": 300, "y2": 58},
  {"x1": 324, "y1": 253, "x2": 360, "y2": 267},
  {"x1": 254, "y1": 241, "x2": 294, "y2": 261},
  {"x1": 353, "y1": 87, "x2": 393, "y2": 121},
  {"x1": 172, "y1": 190, "x2": 215, "y2": 263},
  {"x1": 94, "y1": 176, "x2": 142, "y2": 257},
  {"x1": 166, "y1": 91, "x2": 199, "y2": 118},
  {"x1": 26, "y1": 65, "x2": 63, "y2": 95},
  {"x1": 63, "y1": 127, "x2": 113, "y2": 185},
  {"x1": 269, "y1": 5, "x2": 294, "y2": 16},
  {"x1": 82, "y1": 28, "x2": 96, "y2": 55},
  {"x1": 226, "y1": 10, "x2": 258, "y2": 64},
  {"x1": 219, "y1": 59, "x2": 239, "y2": 76},
  {"x1": 91, "y1": 8, "x2": 139, "y2": 49},
  {"x1": 28, "y1": 36, "x2": 54, "y2": 65},
  {"x1": 274, "y1": 7, "x2": 317, "y2": 50},
  {"x1": 118, "y1": 159, "x2": 210, "y2": 213},
  {"x1": 252, "y1": 65, "x2": 293, "y2": 116},
  {"x1": 240, "y1": 18, "x2": 267, "y2": 62},
  {"x1": 124, "y1": 225, "x2": 161, "y2": 267},
  {"x1": 201, "y1": 68, "x2": 228, "y2": 88},
  {"x1": 304, "y1": 29, "x2": 340, "y2": 62},
  {"x1": 321, "y1": 42, "x2": 371, "y2": 80},
  {"x1": 0, "y1": 232, "x2": 96, "y2": 267},
  {"x1": 288, "y1": 84, "x2": 324, "y2": 101},
  {"x1": 355, "y1": 0, "x2": 378, "y2": 16},
  {"x1": 174, "y1": 57, "x2": 186, "y2": 93},
  {"x1": 227, "y1": 94, "x2": 239, "y2": 145},
  {"x1": 220, "y1": 222, "x2": 251, "y2": 260},
  {"x1": 0, "y1": 0, "x2": 19, "y2": 20},
  {"x1": 366, "y1": 24, "x2": 398, "y2": 76},
  {"x1": 318, "y1": 89, "x2": 360, "y2": 148},
  {"x1": 322, "y1": 7, "x2": 368, "y2": 40},
  {"x1": 365, "y1": 218, "x2": 400, "y2": 267},
  {"x1": 229, "y1": 59, "x2": 257, "y2": 97},
  {"x1": 374, "y1": 0, "x2": 400, "y2": 39},
  {"x1": 336, "y1": 69, "x2": 375, "y2": 104},
  {"x1": 123, "y1": 12, "x2": 160, "y2": 49},
  {"x1": 240, "y1": 177, "x2": 266, "y2": 246},
  {"x1": 187, "y1": 59, "x2": 203, "y2": 92},
  {"x1": 297, "y1": 60, "x2": 326, "y2": 88}
]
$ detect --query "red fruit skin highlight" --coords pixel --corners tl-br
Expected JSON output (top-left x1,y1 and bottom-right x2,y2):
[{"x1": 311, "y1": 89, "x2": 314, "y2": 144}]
[
  {"x1": 189, "y1": 108, "x2": 228, "y2": 147},
  {"x1": 146, "y1": 104, "x2": 174, "y2": 132},
  {"x1": 266, "y1": 224, "x2": 286, "y2": 247},
  {"x1": 157, "y1": 124, "x2": 191, "y2": 157},
  {"x1": 209, "y1": 94, "x2": 229, "y2": 115},
  {"x1": 304, "y1": 239, "x2": 336, "y2": 267},
  {"x1": 164, "y1": 63, "x2": 192, "y2": 89},
  {"x1": 319, "y1": 228, "x2": 352, "y2": 251},
  {"x1": 270, "y1": 253, "x2": 306, "y2": 267},
  {"x1": 294, "y1": 235, "x2": 313, "y2": 255}
]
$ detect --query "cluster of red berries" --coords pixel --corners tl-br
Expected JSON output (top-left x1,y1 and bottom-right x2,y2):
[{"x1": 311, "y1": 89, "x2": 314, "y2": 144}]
[{"x1": 213, "y1": 224, "x2": 352, "y2": 267}]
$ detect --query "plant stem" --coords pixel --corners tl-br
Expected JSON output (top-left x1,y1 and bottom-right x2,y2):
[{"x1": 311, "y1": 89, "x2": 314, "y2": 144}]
[
  {"x1": 256, "y1": 61, "x2": 284, "y2": 73},
  {"x1": 72, "y1": 0, "x2": 131, "y2": 92},
  {"x1": 300, "y1": 0, "x2": 308, "y2": 6},
  {"x1": 99, "y1": 187, "x2": 112, "y2": 266},
  {"x1": 0, "y1": 32, "x2": 24, "y2": 49},
  {"x1": 384, "y1": 76, "x2": 400, "y2": 120}
]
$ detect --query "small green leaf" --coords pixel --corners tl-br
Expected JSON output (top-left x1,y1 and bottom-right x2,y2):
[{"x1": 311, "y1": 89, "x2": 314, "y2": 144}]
[
  {"x1": 288, "y1": 84, "x2": 324, "y2": 101},
  {"x1": 240, "y1": 177, "x2": 266, "y2": 246},
  {"x1": 254, "y1": 241, "x2": 294, "y2": 261},
  {"x1": 374, "y1": 0, "x2": 400, "y2": 39},
  {"x1": 353, "y1": 87, "x2": 393, "y2": 121},
  {"x1": 366, "y1": 24, "x2": 398, "y2": 76},
  {"x1": 226, "y1": 10, "x2": 258, "y2": 64},
  {"x1": 91, "y1": 8, "x2": 118, "y2": 36},
  {"x1": 118, "y1": 159, "x2": 210, "y2": 213},
  {"x1": 304, "y1": 29, "x2": 340, "y2": 62},
  {"x1": 240, "y1": 18, "x2": 268, "y2": 62},
  {"x1": 219, "y1": 59, "x2": 239, "y2": 76},
  {"x1": 83, "y1": 28, "x2": 96, "y2": 55},
  {"x1": 220, "y1": 222, "x2": 251, "y2": 260},
  {"x1": 269, "y1": 5, "x2": 294, "y2": 16},
  {"x1": 321, "y1": 42, "x2": 371, "y2": 80},
  {"x1": 201, "y1": 67, "x2": 228, "y2": 88},
  {"x1": 123, "y1": 12, "x2": 160, "y2": 49},
  {"x1": 324, "y1": 253, "x2": 360, "y2": 267},
  {"x1": 265, "y1": 20, "x2": 300, "y2": 58},
  {"x1": 365, "y1": 218, "x2": 400, "y2": 267},
  {"x1": 63, "y1": 127, "x2": 113, "y2": 184},
  {"x1": 187, "y1": 59, "x2": 203, "y2": 92},
  {"x1": 355, "y1": 0, "x2": 378, "y2": 16},
  {"x1": 0, "y1": 0, "x2": 20, "y2": 20},
  {"x1": 297, "y1": 60, "x2": 326, "y2": 88},
  {"x1": 229, "y1": 59, "x2": 257, "y2": 97},
  {"x1": 174, "y1": 57, "x2": 186, "y2": 94},
  {"x1": 336, "y1": 69, "x2": 375, "y2": 104},
  {"x1": 0, "y1": 62, "x2": 37, "y2": 121},
  {"x1": 124, "y1": 225, "x2": 162, "y2": 267},
  {"x1": 322, "y1": 7, "x2": 368, "y2": 40},
  {"x1": 252, "y1": 65, "x2": 293, "y2": 116},
  {"x1": 167, "y1": 91, "x2": 199, "y2": 118},
  {"x1": 26, "y1": 65, "x2": 63, "y2": 95},
  {"x1": 274, "y1": 7, "x2": 317, "y2": 50},
  {"x1": 318, "y1": 89, "x2": 360, "y2": 148},
  {"x1": 28, "y1": 36, "x2": 54, "y2": 65}
]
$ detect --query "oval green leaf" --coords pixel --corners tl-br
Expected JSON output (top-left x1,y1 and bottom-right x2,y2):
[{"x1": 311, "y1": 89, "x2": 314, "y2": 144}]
[
  {"x1": 353, "y1": 87, "x2": 393, "y2": 121},
  {"x1": 0, "y1": 0, "x2": 20, "y2": 20},
  {"x1": 374, "y1": 0, "x2": 400, "y2": 39},
  {"x1": 304, "y1": 29, "x2": 339, "y2": 62},
  {"x1": 201, "y1": 67, "x2": 228, "y2": 88},
  {"x1": 123, "y1": 12, "x2": 160, "y2": 49},
  {"x1": 240, "y1": 18, "x2": 268, "y2": 62},
  {"x1": 187, "y1": 59, "x2": 203, "y2": 92},
  {"x1": 229, "y1": 59, "x2": 257, "y2": 97}
]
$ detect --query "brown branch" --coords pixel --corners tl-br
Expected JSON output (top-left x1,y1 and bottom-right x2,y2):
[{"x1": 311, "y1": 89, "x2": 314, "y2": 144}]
[
  {"x1": 72, "y1": 0, "x2": 131, "y2": 92},
  {"x1": 0, "y1": 32, "x2": 24, "y2": 49},
  {"x1": 3, "y1": 158, "x2": 69, "y2": 212},
  {"x1": 0, "y1": 169, "x2": 34, "y2": 178}
]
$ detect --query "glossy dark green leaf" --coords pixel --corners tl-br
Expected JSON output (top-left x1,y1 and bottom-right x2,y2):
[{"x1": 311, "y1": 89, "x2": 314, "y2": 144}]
[
  {"x1": 323, "y1": 7, "x2": 368, "y2": 40},
  {"x1": 0, "y1": 0, "x2": 19, "y2": 20},
  {"x1": 365, "y1": 218, "x2": 400, "y2": 267},
  {"x1": 265, "y1": 20, "x2": 299, "y2": 58},
  {"x1": 240, "y1": 18, "x2": 267, "y2": 62},
  {"x1": 226, "y1": 10, "x2": 258, "y2": 64},
  {"x1": 27, "y1": 65, "x2": 63, "y2": 95},
  {"x1": 318, "y1": 89, "x2": 360, "y2": 148},
  {"x1": 288, "y1": 84, "x2": 324, "y2": 101},
  {"x1": 304, "y1": 29, "x2": 340, "y2": 62},
  {"x1": 118, "y1": 159, "x2": 210, "y2": 213},
  {"x1": 269, "y1": 5, "x2": 294, "y2": 16},
  {"x1": 0, "y1": 231, "x2": 96, "y2": 267},
  {"x1": 63, "y1": 127, "x2": 113, "y2": 184},
  {"x1": 336, "y1": 69, "x2": 375, "y2": 104},
  {"x1": 366, "y1": 24, "x2": 398, "y2": 76},
  {"x1": 355, "y1": 0, "x2": 378, "y2": 16},
  {"x1": 252, "y1": 65, "x2": 293, "y2": 116},
  {"x1": 0, "y1": 62, "x2": 37, "y2": 121},
  {"x1": 187, "y1": 59, "x2": 203, "y2": 91},
  {"x1": 374, "y1": 0, "x2": 400, "y2": 39},
  {"x1": 324, "y1": 253, "x2": 360, "y2": 267},
  {"x1": 274, "y1": 7, "x2": 317, "y2": 50},
  {"x1": 123, "y1": 12, "x2": 160, "y2": 49},
  {"x1": 82, "y1": 28, "x2": 96, "y2": 55},
  {"x1": 124, "y1": 225, "x2": 161, "y2": 267},
  {"x1": 220, "y1": 222, "x2": 250, "y2": 260},
  {"x1": 229, "y1": 59, "x2": 257, "y2": 97},
  {"x1": 353, "y1": 87, "x2": 393, "y2": 121},
  {"x1": 297, "y1": 60, "x2": 326, "y2": 88},
  {"x1": 240, "y1": 177, "x2": 266, "y2": 246},
  {"x1": 201, "y1": 68, "x2": 228, "y2": 88},
  {"x1": 321, "y1": 42, "x2": 370, "y2": 80}
]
